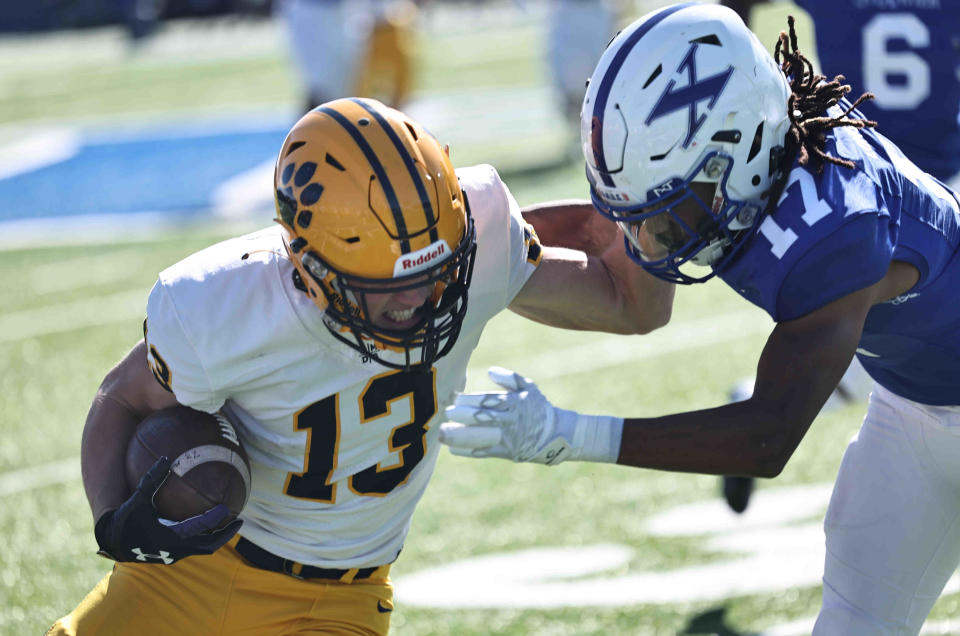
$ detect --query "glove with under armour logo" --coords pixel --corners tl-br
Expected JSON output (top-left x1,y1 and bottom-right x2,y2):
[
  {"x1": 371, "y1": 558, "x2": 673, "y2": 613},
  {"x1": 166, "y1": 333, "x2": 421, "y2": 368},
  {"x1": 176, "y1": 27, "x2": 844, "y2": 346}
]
[
  {"x1": 439, "y1": 367, "x2": 624, "y2": 465},
  {"x1": 94, "y1": 456, "x2": 243, "y2": 564}
]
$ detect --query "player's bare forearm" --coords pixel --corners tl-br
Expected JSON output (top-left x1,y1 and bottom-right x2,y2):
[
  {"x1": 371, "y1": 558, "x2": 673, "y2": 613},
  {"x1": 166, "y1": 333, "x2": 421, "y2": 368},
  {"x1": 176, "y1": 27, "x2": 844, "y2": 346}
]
[
  {"x1": 615, "y1": 365, "x2": 845, "y2": 477},
  {"x1": 618, "y1": 262, "x2": 914, "y2": 476},
  {"x1": 509, "y1": 244, "x2": 674, "y2": 334},
  {"x1": 520, "y1": 200, "x2": 619, "y2": 256},
  {"x1": 619, "y1": 308, "x2": 867, "y2": 476},
  {"x1": 613, "y1": 331, "x2": 848, "y2": 477},
  {"x1": 518, "y1": 199, "x2": 675, "y2": 332},
  {"x1": 81, "y1": 393, "x2": 143, "y2": 521},
  {"x1": 616, "y1": 399, "x2": 799, "y2": 477},
  {"x1": 81, "y1": 340, "x2": 179, "y2": 521},
  {"x1": 598, "y1": 233, "x2": 674, "y2": 332}
]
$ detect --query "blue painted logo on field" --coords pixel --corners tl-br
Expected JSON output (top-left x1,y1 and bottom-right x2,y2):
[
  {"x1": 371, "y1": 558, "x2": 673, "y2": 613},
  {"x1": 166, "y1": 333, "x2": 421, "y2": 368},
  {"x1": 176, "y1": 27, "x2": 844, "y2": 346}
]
[
  {"x1": 0, "y1": 119, "x2": 290, "y2": 224},
  {"x1": 645, "y1": 43, "x2": 733, "y2": 149}
]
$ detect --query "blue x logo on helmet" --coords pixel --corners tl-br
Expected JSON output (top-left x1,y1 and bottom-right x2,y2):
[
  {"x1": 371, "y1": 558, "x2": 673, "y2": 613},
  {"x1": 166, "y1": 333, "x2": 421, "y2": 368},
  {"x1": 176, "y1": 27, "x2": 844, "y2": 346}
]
[{"x1": 581, "y1": 2, "x2": 792, "y2": 283}]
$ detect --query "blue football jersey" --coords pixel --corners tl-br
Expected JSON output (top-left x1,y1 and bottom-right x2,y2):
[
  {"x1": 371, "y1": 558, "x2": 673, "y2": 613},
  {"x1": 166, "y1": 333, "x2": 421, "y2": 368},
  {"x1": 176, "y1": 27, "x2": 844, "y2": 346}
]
[
  {"x1": 719, "y1": 107, "x2": 960, "y2": 405},
  {"x1": 794, "y1": 0, "x2": 960, "y2": 181}
]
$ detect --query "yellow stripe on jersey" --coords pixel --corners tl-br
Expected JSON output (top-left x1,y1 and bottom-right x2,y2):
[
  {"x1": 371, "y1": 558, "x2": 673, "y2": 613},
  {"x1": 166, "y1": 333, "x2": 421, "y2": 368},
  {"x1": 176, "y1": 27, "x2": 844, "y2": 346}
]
[
  {"x1": 143, "y1": 318, "x2": 173, "y2": 393},
  {"x1": 523, "y1": 223, "x2": 543, "y2": 266}
]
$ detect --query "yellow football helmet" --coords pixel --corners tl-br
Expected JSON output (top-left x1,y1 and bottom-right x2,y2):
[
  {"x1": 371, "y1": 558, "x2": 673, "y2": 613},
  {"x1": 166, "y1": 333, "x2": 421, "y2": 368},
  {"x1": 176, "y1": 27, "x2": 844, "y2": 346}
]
[{"x1": 274, "y1": 97, "x2": 476, "y2": 370}]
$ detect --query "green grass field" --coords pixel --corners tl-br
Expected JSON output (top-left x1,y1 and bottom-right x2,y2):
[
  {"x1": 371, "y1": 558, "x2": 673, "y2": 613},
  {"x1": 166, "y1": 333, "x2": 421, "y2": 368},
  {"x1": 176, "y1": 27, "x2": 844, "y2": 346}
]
[{"x1": 1, "y1": 2, "x2": 957, "y2": 635}]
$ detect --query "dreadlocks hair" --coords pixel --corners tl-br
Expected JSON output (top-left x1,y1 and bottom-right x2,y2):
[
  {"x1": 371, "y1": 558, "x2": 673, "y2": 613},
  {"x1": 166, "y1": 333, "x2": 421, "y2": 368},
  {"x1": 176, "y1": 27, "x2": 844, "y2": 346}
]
[{"x1": 774, "y1": 16, "x2": 877, "y2": 173}]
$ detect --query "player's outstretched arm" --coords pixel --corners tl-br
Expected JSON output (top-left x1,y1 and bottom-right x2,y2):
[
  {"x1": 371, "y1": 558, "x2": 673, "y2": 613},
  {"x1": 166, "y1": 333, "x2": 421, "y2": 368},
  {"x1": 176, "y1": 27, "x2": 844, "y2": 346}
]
[
  {"x1": 512, "y1": 201, "x2": 675, "y2": 334},
  {"x1": 444, "y1": 263, "x2": 916, "y2": 475},
  {"x1": 521, "y1": 200, "x2": 618, "y2": 257},
  {"x1": 615, "y1": 262, "x2": 918, "y2": 476},
  {"x1": 441, "y1": 309, "x2": 855, "y2": 474}
]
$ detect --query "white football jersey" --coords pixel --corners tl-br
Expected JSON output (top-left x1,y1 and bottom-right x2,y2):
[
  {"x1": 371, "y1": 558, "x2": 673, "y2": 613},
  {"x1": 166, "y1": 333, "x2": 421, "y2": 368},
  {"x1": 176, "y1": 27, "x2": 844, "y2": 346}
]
[{"x1": 144, "y1": 165, "x2": 541, "y2": 567}]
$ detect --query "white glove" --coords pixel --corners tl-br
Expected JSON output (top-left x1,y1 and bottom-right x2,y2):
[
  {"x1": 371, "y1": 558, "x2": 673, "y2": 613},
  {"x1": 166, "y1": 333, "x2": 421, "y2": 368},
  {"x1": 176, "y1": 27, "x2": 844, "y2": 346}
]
[{"x1": 439, "y1": 367, "x2": 623, "y2": 465}]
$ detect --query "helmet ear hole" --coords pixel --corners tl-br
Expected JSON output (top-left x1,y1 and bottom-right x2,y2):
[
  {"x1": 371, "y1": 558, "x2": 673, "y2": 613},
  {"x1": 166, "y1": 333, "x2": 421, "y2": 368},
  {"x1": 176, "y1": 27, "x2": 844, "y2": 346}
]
[
  {"x1": 277, "y1": 189, "x2": 297, "y2": 227},
  {"x1": 747, "y1": 122, "x2": 764, "y2": 162}
]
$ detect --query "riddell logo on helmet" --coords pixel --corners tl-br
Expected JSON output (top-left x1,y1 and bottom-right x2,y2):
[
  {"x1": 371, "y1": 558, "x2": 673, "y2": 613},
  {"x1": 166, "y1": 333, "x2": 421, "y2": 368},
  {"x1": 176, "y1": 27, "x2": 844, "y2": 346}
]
[
  {"x1": 596, "y1": 187, "x2": 630, "y2": 203},
  {"x1": 393, "y1": 240, "x2": 451, "y2": 276}
]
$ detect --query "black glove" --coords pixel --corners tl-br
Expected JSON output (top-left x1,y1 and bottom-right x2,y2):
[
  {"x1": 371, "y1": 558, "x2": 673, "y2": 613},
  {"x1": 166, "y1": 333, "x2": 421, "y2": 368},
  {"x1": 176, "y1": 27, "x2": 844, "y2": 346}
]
[
  {"x1": 722, "y1": 475, "x2": 755, "y2": 514},
  {"x1": 94, "y1": 456, "x2": 243, "y2": 564}
]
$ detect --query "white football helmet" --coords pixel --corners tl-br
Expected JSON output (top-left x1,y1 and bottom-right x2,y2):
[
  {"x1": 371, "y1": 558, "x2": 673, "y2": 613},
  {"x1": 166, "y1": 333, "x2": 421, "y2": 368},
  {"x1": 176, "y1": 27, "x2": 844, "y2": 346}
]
[{"x1": 581, "y1": 2, "x2": 792, "y2": 283}]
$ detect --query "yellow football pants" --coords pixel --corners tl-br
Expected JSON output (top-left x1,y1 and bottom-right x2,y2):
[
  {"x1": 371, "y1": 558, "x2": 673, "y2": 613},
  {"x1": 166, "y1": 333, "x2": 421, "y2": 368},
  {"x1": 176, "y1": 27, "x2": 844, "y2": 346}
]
[{"x1": 48, "y1": 536, "x2": 394, "y2": 635}]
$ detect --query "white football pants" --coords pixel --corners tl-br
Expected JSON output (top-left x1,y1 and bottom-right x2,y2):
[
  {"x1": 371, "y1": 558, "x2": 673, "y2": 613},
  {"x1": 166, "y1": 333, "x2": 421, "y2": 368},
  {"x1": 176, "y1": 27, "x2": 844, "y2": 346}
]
[
  {"x1": 814, "y1": 383, "x2": 960, "y2": 636},
  {"x1": 277, "y1": 0, "x2": 368, "y2": 103},
  {"x1": 546, "y1": 0, "x2": 615, "y2": 118}
]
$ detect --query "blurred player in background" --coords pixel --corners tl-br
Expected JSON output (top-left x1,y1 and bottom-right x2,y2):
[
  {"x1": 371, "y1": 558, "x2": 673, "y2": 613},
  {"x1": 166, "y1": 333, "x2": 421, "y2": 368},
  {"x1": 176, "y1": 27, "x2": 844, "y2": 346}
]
[
  {"x1": 441, "y1": 5, "x2": 960, "y2": 635},
  {"x1": 49, "y1": 97, "x2": 672, "y2": 635},
  {"x1": 546, "y1": 0, "x2": 618, "y2": 157},
  {"x1": 718, "y1": 0, "x2": 960, "y2": 513},
  {"x1": 354, "y1": 0, "x2": 422, "y2": 109},
  {"x1": 121, "y1": 0, "x2": 163, "y2": 42},
  {"x1": 722, "y1": 0, "x2": 960, "y2": 188},
  {"x1": 276, "y1": 0, "x2": 368, "y2": 112}
]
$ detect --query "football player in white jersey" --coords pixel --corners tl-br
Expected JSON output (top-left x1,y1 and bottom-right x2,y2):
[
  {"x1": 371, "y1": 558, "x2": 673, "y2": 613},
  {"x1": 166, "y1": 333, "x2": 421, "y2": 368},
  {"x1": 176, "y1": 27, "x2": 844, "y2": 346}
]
[{"x1": 49, "y1": 97, "x2": 673, "y2": 635}]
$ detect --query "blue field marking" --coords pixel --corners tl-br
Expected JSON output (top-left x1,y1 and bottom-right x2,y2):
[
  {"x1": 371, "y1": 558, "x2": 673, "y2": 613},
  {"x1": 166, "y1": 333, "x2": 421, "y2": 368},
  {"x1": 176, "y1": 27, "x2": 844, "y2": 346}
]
[{"x1": 0, "y1": 120, "x2": 289, "y2": 223}]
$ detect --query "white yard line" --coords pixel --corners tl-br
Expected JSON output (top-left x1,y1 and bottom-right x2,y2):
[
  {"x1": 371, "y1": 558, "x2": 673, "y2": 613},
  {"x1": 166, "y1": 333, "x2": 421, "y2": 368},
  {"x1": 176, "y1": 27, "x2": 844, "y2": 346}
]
[
  {"x1": 0, "y1": 288, "x2": 147, "y2": 343},
  {"x1": 0, "y1": 457, "x2": 79, "y2": 497},
  {"x1": 0, "y1": 214, "x2": 263, "y2": 251}
]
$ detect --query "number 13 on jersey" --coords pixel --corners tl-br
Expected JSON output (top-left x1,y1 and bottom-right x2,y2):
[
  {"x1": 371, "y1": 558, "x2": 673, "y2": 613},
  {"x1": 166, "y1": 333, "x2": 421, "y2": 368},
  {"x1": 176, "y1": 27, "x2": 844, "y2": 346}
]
[{"x1": 284, "y1": 368, "x2": 438, "y2": 503}]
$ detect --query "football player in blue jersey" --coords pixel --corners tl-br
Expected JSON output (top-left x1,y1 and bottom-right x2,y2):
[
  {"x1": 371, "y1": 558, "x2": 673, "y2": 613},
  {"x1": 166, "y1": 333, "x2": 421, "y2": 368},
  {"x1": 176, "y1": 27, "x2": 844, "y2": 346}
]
[
  {"x1": 718, "y1": 0, "x2": 960, "y2": 515},
  {"x1": 440, "y1": 4, "x2": 960, "y2": 635}
]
